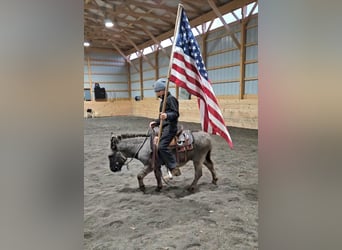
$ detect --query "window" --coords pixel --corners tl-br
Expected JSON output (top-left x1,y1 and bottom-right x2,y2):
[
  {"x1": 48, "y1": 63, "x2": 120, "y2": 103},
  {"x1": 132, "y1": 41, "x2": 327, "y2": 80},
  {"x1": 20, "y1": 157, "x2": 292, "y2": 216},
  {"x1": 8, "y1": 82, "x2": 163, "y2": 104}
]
[{"x1": 84, "y1": 88, "x2": 91, "y2": 101}]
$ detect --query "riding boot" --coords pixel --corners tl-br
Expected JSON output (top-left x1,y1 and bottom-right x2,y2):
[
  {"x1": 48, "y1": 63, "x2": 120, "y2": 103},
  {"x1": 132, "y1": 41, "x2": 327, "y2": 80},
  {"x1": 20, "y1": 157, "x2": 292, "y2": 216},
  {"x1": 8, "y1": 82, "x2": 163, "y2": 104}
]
[{"x1": 170, "y1": 167, "x2": 181, "y2": 176}]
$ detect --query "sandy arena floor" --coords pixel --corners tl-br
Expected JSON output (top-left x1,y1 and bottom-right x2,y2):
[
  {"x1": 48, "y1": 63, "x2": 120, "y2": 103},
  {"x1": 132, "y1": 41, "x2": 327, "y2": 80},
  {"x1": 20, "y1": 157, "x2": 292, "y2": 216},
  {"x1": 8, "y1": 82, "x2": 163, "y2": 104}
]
[{"x1": 84, "y1": 116, "x2": 258, "y2": 250}]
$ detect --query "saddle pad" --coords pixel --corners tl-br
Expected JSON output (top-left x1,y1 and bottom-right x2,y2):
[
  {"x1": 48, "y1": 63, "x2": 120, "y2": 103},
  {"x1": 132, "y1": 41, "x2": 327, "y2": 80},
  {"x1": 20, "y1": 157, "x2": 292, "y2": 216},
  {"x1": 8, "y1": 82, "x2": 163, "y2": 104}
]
[
  {"x1": 169, "y1": 130, "x2": 194, "y2": 153},
  {"x1": 176, "y1": 130, "x2": 193, "y2": 147},
  {"x1": 152, "y1": 129, "x2": 194, "y2": 149}
]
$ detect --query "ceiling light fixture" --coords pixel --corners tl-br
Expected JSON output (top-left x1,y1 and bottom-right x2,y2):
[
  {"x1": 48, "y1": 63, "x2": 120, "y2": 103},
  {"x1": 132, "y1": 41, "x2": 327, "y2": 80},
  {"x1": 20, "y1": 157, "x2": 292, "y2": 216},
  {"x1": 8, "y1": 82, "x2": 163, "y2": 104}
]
[{"x1": 104, "y1": 19, "x2": 114, "y2": 28}]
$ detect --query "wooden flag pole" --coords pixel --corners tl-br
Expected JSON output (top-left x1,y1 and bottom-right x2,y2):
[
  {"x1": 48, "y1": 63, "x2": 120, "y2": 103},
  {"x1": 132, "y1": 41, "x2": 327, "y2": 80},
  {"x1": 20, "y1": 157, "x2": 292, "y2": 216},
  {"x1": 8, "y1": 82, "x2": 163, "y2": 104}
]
[{"x1": 156, "y1": 4, "x2": 184, "y2": 145}]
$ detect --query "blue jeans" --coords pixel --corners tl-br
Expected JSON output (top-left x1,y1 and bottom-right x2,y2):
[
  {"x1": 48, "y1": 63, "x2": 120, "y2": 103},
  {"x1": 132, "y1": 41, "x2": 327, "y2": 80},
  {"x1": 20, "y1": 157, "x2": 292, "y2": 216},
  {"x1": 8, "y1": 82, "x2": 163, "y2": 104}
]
[{"x1": 157, "y1": 125, "x2": 177, "y2": 169}]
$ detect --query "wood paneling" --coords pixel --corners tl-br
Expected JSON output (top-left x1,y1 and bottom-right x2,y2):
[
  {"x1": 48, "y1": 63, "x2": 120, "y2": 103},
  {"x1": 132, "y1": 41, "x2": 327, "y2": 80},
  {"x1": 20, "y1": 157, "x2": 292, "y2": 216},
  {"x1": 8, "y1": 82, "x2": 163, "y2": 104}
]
[{"x1": 84, "y1": 96, "x2": 257, "y2": 129}]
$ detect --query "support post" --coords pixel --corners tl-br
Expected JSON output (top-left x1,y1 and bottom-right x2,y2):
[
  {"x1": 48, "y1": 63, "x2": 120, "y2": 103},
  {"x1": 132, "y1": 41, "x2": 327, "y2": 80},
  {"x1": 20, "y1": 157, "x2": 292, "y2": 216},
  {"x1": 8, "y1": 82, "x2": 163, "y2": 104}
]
[
  {"x1": 239, "y1": 10, "x2": 247, "y2": 99},
  {"x1": 139, "y1": 55, "x2": 144, "y2": 100},
  {"x1": 127, "y1": 61, "x2": 131, "y2": 99}
]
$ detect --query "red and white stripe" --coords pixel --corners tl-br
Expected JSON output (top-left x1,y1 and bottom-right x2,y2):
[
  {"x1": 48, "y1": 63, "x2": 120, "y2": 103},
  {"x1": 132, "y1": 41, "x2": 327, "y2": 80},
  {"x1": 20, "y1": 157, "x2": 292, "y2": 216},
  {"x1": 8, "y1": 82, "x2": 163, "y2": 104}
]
[{"x1": 170, "y1": 47, "x2": 233, "y2": 148}]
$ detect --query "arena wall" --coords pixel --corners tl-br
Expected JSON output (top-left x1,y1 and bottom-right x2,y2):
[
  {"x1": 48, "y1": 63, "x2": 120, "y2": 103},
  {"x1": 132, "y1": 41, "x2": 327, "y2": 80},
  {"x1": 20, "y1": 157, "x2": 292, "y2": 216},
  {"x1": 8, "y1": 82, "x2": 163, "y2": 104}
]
[{"x1": 84, "y1": 97, "x2": 257, "y2": 129}]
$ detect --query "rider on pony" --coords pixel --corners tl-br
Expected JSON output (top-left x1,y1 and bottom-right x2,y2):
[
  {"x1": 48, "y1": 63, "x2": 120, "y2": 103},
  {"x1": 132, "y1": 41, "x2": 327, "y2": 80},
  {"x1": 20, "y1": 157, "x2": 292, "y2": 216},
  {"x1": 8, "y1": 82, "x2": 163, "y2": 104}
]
[{"x1": 149, "y1": 78, "x2": 181, "y2": 177}]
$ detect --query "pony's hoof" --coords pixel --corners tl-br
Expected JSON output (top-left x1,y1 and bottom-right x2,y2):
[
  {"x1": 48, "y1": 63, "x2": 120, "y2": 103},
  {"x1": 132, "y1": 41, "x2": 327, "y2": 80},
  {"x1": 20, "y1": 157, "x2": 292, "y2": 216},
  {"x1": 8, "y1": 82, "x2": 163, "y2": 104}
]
[
  {"x1": 187, "y1": 186, "x2": 196, "y2": 193},
  {"x1": 139, "y1": 185, "x2": 145, "y2": 192},
  {"x1": 155, "y1": 186, "x2": 162, "y2": 192},
  {"x1": 212, "y1": 178, "x2": 218, "y2": 185}
]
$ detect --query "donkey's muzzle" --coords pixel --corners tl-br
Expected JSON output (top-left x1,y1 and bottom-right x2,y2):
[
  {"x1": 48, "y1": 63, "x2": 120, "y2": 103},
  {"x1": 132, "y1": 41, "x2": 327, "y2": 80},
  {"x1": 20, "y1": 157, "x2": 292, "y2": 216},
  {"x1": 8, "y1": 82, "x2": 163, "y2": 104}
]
[{"x1": 109, "y1": 153, "x2": 121, "y2": 172}]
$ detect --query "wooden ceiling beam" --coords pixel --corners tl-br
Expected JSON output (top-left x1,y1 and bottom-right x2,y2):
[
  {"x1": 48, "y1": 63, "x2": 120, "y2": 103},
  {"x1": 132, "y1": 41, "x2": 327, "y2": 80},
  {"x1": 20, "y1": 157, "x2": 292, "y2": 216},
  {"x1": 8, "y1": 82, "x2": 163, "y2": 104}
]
[
  {"x1": 111, "y1": 4, "x2": 170, "y2": 31},
  {"x1": 246, "y1": 1, "x2": 258, "y2": 22},
  {"x1": 84, "y1": 46, "x2": 117, "y2": 54},
  {"x1": 207, "y1": 0, "x2": 241, "y2": 49},
  {"x1": 114, "y1": 16, "x2": 171, "y2": 30},
  {"x1": 121, "y1": 4, "x2": 170, "y2": 30},
  {"x1": 231, "y1": 10, "x2": 240, "y2": 21},
  {"x1": 123, "y1": 34, "x2": 156, "y2": 69},
  {"x1": 86, "y1": 4, "x2": 164, "y2": 50},
  {"x1": 125, "y1": 0, "x2": 178, "y2": 13},
  {"x1": 137, "y1": 25, "x2": 170, "y2": 59},
  {"x1": 84, "y1": 0, "x2": 257, "y2": 54},
  {"x1": 125, "y1": 0, "x2": 256, "y2": 54},
  {"x1": 111, "y1": 42, "x2": 140, "y2": 72},
  {"x1": 195, "y1": 0, "x2": 255, "y2": 24},
  {"x1": 180, "y1": 0, "x2": 204, "y2": 13},
  {"x1": 122, "y1": 5, "x2": 173, "y2": 25},
  {"x1": 203, "y1": 19, "x2": 214, "y2": 33}
]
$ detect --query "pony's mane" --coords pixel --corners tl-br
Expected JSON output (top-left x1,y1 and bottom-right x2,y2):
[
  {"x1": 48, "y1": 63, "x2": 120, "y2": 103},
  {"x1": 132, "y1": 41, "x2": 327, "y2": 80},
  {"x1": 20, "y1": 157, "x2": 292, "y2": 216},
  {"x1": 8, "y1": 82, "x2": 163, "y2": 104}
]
[
  {"x1": 112, "y1": 133, "x2": 150, "y2": 141},
  {"x1": 120, "y1": 133, "x2": 149, "y2": 139},
  {"x1": 110, "y1": 132, "x2": 150, "y2": 151}
]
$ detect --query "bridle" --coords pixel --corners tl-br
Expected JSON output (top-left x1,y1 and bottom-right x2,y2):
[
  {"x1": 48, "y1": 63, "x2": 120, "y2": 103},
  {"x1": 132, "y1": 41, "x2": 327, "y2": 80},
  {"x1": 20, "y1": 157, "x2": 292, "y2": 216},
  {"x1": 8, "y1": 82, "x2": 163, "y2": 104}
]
[
  {"x1": 121, "y1": 129, "x2": 151, "y2": 169},
  {"x1": 115, "y1": 128, "x2": 174, "y2": 186}
]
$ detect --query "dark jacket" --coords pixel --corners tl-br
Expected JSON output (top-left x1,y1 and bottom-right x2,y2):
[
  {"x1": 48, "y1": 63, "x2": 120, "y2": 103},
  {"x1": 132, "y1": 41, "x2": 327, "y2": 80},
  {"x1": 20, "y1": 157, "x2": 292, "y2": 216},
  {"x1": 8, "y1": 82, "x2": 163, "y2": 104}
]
[{"x1": 154, "y1": 92, "x2": 179, "y2": 128}]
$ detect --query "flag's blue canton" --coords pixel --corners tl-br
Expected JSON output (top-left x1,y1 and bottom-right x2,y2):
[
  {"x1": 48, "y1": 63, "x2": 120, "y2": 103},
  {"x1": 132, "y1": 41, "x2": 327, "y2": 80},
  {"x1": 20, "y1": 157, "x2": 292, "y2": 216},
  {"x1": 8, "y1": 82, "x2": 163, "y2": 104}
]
[{"x1": 175, "y1": 11, "x2": 209, "y2": 80}]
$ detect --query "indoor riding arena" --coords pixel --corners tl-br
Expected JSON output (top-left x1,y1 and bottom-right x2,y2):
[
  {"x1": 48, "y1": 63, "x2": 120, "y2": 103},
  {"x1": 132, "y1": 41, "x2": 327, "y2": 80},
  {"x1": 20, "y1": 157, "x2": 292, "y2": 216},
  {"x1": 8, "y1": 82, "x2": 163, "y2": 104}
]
[{"x1": 84, "y1": 0, "x2": 258, "y2": 249}]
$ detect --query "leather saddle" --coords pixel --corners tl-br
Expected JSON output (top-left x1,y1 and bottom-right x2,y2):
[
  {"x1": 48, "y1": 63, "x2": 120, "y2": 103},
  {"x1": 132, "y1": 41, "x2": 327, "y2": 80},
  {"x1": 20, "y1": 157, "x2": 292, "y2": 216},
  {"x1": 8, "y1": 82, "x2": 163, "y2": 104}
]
[
  {"x1": 152, "y1": 125, "x2": 194, "y2": 152},
  {"x1": 151, "y1": 125, "x2": 194, "y2": 164}
]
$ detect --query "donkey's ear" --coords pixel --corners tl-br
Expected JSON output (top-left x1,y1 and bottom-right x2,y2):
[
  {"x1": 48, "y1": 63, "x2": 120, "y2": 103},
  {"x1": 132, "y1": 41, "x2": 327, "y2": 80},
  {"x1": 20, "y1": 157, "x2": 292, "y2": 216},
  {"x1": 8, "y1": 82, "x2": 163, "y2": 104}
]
[{"x1": 110, "y1": 134, "x2": 118, "y2": 150}]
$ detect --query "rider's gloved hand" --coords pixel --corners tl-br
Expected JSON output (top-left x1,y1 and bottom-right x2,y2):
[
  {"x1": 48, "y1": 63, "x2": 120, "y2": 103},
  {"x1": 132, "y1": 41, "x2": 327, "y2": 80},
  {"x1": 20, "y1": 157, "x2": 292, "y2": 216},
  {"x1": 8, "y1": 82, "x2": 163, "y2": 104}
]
[{"x1": 149, "y1": 121, "x2": 157, "y2": 128}]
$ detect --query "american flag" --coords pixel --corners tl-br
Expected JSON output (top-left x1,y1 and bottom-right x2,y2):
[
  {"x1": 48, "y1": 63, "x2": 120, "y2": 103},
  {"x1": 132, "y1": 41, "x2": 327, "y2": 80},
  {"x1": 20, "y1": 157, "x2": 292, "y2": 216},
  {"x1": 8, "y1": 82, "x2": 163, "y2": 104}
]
[{"x1": 169, "y1": 8, "x2": 233, "y2": 148}]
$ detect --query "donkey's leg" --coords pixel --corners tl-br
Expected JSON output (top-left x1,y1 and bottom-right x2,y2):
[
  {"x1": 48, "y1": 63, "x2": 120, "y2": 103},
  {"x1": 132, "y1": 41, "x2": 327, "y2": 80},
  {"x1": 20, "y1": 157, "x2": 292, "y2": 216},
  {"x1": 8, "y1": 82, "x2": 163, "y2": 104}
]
[
  {"x1": 203, "y1": 151, "x2": 218, "y2": 185},
  {"x1": 137, "y1": 165, "x2": 153, "y2": 192},
  {"x1": 188, "y1": 160, "x2": 203, "y2": 192},
  {"x1": 154, "y1": 166, "x2": 163, "y2": 192}
]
